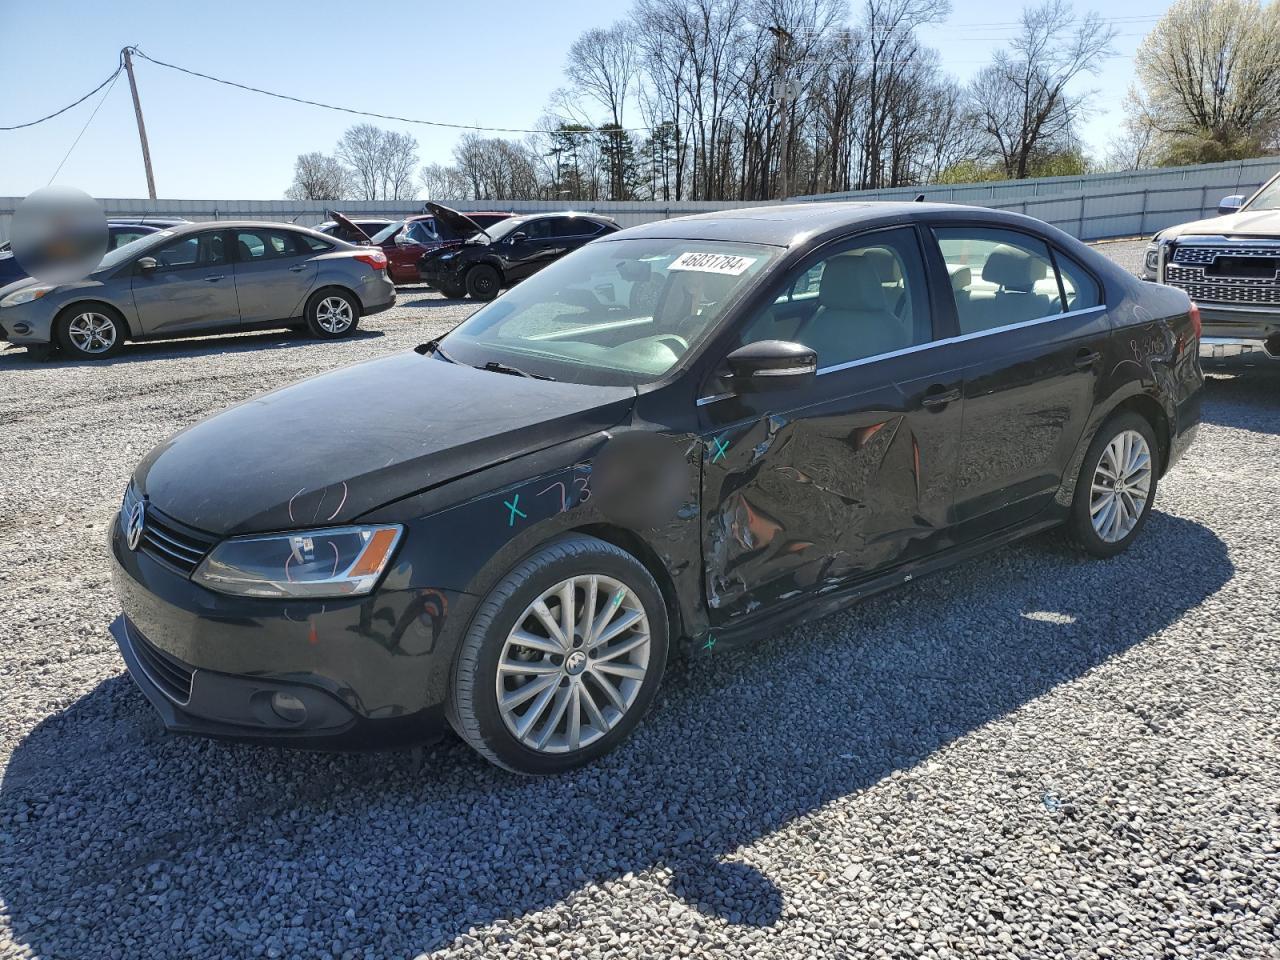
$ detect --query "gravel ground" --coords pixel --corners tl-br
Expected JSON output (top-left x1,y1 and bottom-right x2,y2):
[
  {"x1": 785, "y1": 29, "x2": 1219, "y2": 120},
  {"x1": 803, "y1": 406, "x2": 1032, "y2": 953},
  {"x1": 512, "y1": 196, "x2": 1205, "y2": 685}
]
[{"x1": 2, "y1": 256, "x2": 1279, "y2": 960}]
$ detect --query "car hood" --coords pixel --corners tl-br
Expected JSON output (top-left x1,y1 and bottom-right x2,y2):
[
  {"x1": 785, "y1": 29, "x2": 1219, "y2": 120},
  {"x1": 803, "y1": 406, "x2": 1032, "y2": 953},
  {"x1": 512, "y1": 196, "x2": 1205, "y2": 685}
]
[
  {"x1": 325, "y1": 210, "x2": 374, "y2": 243},
  {"x1": 426, "y1": 202, "x2": 490, "y2": 240},
  {"x1": 134, "y1": 351, "x2": 636, "y2": 536},
  {"x1": 1157, "y1": 209, "x2": 1280, "y2": 241}
]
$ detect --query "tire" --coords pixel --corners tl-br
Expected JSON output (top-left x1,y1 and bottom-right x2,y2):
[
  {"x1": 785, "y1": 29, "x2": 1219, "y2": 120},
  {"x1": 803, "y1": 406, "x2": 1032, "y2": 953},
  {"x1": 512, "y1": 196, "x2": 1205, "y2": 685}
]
[
  {"x1": 1067, "y1": 411, "x2": 1159, "y2": 558},
  {"x1": 439, "y1": 279, "x2": 466, "y2": 299},
  {"x1": 55, "y1": 303, "x2": 126, "y2": 360},
  {"x1": 465, "y1": 264, "x2": 502, "y2": 301},
  {"x1": 304, "y1": 288, "x2": 360, "y2": 339},
  {"x1": 449, "y1": 534, "x2": 669, "y2": 774}
]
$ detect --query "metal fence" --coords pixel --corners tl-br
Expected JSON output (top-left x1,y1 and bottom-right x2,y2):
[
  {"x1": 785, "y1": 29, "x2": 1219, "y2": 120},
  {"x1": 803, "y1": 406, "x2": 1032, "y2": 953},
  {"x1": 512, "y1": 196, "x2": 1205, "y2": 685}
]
[{"x1": 1, "y1": 155, "x2": 1276, "y2": 244}]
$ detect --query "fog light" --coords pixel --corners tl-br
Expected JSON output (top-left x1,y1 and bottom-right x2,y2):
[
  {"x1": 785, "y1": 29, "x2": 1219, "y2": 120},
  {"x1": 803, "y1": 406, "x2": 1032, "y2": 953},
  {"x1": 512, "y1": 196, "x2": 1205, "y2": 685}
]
[
  {"x1": 11, "y1": 322, "x2": 30, "y2": 335},
  {"x1": 270, "y1": 692, "x2": 307, "y2": 724}
]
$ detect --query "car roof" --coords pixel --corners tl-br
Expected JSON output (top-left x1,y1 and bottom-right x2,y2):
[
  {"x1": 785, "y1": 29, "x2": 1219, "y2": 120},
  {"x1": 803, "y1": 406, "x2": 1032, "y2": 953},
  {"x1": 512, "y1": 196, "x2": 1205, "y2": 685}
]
[
  {"x1": 160, "y1": 220, "x2": 333, "y2": 234},
  {"x1": 608, "y1": 201, "x2": 1060, "y2": 248}
]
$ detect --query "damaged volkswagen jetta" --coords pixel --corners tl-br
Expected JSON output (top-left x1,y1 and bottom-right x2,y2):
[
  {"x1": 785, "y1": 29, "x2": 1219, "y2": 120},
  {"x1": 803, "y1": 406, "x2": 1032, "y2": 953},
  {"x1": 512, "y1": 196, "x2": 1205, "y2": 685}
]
[{"x1": 110, "y1": 202, "x2": 1203, "y2": 774}]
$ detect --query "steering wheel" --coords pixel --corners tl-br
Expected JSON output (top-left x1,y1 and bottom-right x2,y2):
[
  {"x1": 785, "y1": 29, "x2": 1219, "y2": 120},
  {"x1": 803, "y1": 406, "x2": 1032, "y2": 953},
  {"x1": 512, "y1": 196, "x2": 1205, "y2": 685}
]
[{"x1": 651, "y1": 334, "x2": 689, "y2": 353}]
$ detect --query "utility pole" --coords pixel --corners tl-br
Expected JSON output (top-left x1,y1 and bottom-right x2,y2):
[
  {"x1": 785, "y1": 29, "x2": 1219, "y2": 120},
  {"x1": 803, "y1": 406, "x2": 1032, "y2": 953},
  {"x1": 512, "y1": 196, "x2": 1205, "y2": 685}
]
[
  {"x1": 768, "y1": 26, "x2": 794, "y2": 201},
  {"x1": 122, "y1": 47, "x2": 157, "y2": 200}
]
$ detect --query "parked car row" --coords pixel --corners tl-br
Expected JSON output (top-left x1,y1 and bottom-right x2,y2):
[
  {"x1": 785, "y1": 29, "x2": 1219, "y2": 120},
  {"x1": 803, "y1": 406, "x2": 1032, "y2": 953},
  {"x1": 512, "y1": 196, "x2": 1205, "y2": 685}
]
[{"x1": 321, "y1": 207, "x2": 514, "y2": 285}]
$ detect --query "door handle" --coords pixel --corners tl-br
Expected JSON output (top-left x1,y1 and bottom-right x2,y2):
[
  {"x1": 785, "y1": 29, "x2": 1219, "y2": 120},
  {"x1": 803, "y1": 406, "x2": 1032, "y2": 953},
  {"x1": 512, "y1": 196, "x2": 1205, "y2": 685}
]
[
  {"x1": 203, "y1": 275, "x2": 225, "y2": 282},
  {"x1": 921, "y1": 385, "x2": 961, "y2": 410},
  {"x1": 1074, "y1": 349, "x2": 1101, "y2": 370},
  {"x1": 289, "y1": 264, "x2": 307, "y2": 272}
]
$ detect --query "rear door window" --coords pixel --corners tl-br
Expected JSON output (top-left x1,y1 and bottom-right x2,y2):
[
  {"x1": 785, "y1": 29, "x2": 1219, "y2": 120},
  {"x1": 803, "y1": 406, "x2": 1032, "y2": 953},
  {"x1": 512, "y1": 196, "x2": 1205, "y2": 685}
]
[
  {"x1": 932, "y1": 227, "x2": 1063, "y2": 335},
  {"x1": 236, "y1": 229, "x2": 305, "y2": 261},
  {"x1": 1054, "y1": 251, "x2": 1102, "y2": 311}
]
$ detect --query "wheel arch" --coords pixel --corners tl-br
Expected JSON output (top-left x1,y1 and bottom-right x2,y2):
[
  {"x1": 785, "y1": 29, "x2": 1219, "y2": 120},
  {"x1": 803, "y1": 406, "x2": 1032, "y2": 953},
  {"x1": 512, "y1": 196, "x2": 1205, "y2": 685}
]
[
  {"x1": 307, "y1": 282, "x2": 363, "y2": 312},
  {"x1": 1108, "y1": 393, "x2": 1171, "y2": 474}
]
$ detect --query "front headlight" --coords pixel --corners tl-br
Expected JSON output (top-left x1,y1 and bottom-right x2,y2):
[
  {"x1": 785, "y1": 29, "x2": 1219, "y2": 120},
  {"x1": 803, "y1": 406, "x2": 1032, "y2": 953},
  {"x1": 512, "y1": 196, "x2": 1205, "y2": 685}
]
[
  {"x1": 437, "y1": 252, "x2": 455, "y2": 261},
  {"x1": 1144, "y1": 244, "x2": 1159, "y2": 273},
  {"x1": 193, "y1": 524, "x2": 403, "y2": 598},
  {"x1": 0, "y1": 284, "x2": 55, "y2": 308}
]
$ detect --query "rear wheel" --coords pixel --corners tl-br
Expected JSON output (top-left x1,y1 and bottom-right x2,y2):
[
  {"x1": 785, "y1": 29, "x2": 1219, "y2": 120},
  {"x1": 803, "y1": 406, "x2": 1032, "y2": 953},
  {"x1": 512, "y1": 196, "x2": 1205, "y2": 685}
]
[
  {"x1": 466, "y1": 264, "x2": 502, "y2": 301},
  {"x1": 304, "y1": 289, "x2": 359, "y2": 339},
  {"x1": 55, "y1": 304, "x2": 125, "y2": 360},
  {"x1": 448, "y1": 535, "x2": 668, "y2": 774},
  {"x1": 1067, "y1": 411, "x2": 1158, "y2": 557}
]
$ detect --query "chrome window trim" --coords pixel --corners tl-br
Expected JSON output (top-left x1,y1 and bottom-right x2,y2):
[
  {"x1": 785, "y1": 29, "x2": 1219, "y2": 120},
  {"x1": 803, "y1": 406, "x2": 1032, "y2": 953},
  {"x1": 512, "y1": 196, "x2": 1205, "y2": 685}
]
[{"x1": 696, "y1": 304, "x2": 1107, "y2": 405}]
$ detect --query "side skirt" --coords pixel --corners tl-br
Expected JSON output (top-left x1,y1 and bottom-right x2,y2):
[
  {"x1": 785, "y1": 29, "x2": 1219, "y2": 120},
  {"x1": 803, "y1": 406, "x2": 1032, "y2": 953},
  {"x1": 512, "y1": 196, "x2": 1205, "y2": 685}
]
[{"x1": 685, "y1": 512, "x2": 1068, "y2": 656}]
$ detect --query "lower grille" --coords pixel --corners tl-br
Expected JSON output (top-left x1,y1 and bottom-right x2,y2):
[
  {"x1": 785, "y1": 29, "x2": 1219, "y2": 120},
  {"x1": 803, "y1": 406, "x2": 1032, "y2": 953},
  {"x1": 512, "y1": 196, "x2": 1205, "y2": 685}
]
[
  {"x1": 1164, "y1": 266, "x2": 1280, "y2": 306},
  {"x1": 130, "y1": 625, "x2": 194, "y2": 703}
]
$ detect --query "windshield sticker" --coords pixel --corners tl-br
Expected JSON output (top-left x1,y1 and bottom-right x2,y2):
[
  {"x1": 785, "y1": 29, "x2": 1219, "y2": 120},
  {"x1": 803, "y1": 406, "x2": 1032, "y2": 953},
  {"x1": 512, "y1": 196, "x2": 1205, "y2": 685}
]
[{"x1": 669, "y1": 251, "x2": 758, "y2": 276}]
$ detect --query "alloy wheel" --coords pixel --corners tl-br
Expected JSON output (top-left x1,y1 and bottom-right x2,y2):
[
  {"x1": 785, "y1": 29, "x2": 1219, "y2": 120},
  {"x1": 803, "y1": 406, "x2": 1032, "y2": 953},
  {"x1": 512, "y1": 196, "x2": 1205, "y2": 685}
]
[
  {"x1": 66, "y1": 312, "x2": 118, "y2": 354},
  {"x1": 315, "y1": 296, "x2": 353, "y2": 333},
  {"x1": 1090, "y1": 428, "x2": 1152, "y2": 543},
  {"x1": 495, "y1": 574, "x2": 651, "y2": 754}
]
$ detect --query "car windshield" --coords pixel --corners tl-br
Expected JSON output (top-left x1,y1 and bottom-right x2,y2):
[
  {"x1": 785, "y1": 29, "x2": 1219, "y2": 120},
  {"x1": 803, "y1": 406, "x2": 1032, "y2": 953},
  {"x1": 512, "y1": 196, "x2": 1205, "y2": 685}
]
[
  {"x1": 369, "y1": 220, "x2": 404, "y2": 244},
  {"x1": 470, "y1": 217, "x2": 528, "y2": 244},
  {"x1": 438, "y1": 237, "x2": 781, "y2": 386},
  {"x1": 96, "y1": 229, "x2": 175, "y2": 271},
  {"x1": 1245, "y1": 177, "x2": 1280, "y2": 211}
]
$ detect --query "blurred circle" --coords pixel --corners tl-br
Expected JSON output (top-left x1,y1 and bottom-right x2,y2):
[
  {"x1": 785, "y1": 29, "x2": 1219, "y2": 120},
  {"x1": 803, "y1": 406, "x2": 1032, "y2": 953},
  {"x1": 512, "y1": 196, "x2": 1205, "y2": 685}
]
[{"x1": 11, "y1": 186, "x2": 108, "y2": 284}]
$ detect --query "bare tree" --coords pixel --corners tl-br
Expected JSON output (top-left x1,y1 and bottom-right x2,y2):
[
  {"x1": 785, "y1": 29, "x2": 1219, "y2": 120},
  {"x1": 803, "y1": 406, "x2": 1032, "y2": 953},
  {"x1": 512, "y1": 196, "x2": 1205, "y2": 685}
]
[
  {"x1": 285, "y1": 152, "x2": 349, "y2": 200},
  {"x1": 419, "y1": 162, "x2": 473, "y2": 200},
  {"x1": 336, "y1": 124, "x2": 386, "y2": 201},
  {"x1": 381, "y1": 131, "x2": 420, "y2": 201},
  {"x1": 967, "y1": 0, "x2": 1116, "y2": 179},
  {"x1": 335, "y1": 124, "x2": 421, "y2": 200},
  {"x1": 1129, "y1": 0, "x2": 1280, "y2": 164},
  {"x1": 565, "y1": 23, "x2": 636, "y2": 198}
]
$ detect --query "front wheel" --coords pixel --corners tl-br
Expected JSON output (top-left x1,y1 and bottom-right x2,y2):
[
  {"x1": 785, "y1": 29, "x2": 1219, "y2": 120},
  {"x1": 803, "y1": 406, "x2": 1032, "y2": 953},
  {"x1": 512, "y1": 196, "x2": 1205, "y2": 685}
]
[
  {"x1": 55, "y1": 305, "x2": 125, "y2": 360},
  {"x1": 448, "y1": 535, "x2": 669, "y2": 774},
  {"x1": 438, "y1": 279, "x2": 466, "y2": 299},
  {"x1": 304, "y1": 289, "x2": 360, "y2": 339},
  {"x1": 465, "y1": 264, "x2": 502, "y2": 301},
  {"x1": 1067, "y1": 411, "x2": 1158, "y2": 557}
]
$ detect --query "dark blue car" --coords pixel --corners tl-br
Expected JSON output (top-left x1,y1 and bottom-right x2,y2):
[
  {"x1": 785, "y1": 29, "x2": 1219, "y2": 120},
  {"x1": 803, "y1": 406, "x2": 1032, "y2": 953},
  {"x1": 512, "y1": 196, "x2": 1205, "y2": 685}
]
[{"x1": 0, "y1": 221, "x2": 166, "y2": 287}]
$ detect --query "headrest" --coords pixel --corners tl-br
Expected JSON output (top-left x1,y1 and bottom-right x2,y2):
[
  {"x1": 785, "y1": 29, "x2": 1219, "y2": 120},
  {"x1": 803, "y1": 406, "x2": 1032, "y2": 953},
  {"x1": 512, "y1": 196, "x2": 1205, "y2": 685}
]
[
  {"x1": 981, "y1": 245, "x2": 1046, "y2": 293},
  {"x1": 859, "y1": 247, "x2": 900, "y2": 283},
  {"x1": 948, "y1": 264, "x2": 971, "y2": 291},
  {"x1": 819, "y1": 254, "x2": 887, "y2": 311}
]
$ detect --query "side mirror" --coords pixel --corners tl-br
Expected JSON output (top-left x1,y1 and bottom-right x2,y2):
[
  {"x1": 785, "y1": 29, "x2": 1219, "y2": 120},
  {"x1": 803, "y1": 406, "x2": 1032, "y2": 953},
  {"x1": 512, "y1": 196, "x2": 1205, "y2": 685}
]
[
  {"x1": 396, "y1": 234, "x2": 422, "y2": 247},
  {"x1": 508, "y1": 232, "x2": 527, "y2": 244},
  {"x1": 136, "y1": 256, "x2": 159, "y2": 274},
  {"x1": 1218, "y1": 195, "x2": 1245, "y2": 215},
  {"x1": 725, "y1": 340, "x2": 817, "y2": 393}
]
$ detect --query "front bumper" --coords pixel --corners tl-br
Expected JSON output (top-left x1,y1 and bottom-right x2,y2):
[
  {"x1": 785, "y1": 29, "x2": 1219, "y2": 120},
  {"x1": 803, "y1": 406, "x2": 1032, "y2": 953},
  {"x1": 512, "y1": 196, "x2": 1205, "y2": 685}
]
[{"x1": 109, "y1": 512, "x2": 463, "y2": 749}]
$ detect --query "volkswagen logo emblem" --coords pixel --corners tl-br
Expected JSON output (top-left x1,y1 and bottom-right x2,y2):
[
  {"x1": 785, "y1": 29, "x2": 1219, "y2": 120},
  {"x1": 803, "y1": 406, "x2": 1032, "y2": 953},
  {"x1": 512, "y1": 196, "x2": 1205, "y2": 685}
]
[{"x1": 126, "y1": 501, "x2": 147, "y2": 551}]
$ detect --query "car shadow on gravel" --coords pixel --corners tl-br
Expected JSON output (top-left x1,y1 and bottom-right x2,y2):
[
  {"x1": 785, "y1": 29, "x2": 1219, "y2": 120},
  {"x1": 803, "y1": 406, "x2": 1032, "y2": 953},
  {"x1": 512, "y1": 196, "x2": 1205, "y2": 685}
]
[
  {"x1": 0, "y1": 328, "x2": 386, "y2": 372},
  {"x1": 0, "y1": 512, "x2": 1231, "y2": 957},
  {"x1": 1200, "y1": 364, "x2": 1280, "y2": 435}
]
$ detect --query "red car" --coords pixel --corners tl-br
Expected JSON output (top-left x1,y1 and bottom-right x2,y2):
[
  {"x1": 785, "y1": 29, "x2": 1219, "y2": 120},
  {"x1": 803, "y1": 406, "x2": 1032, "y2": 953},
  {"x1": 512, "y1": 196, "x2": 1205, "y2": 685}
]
[{"x1": 328, "y1": 208, "x2": 512, "y2": 285}]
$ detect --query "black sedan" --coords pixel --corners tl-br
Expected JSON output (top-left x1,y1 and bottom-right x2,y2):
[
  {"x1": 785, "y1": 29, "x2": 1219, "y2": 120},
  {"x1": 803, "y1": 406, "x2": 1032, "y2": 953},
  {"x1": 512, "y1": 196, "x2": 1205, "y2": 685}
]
[
  {"x1": 109, "y1": 202, "x2": 1202, "y2": 774},
  {"x1": 418, "y1": 209, "x2": 618, "y2": 300}
]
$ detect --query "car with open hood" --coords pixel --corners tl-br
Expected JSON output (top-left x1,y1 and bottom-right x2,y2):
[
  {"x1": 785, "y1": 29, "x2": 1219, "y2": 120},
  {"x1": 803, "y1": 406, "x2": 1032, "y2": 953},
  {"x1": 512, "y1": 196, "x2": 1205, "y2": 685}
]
[
  {"x1": 1144, "y1": 169, "x2": 1280, "y2": 361},
  {"x1": 326, "y1": 207, "x2": 513, "y2": 285},
  {"x1": 109, "y1": 201, "x2": 1201, "y2": 774},
  {"x1": 418, "y1": 210, "x2": 619, "y2": 300}
]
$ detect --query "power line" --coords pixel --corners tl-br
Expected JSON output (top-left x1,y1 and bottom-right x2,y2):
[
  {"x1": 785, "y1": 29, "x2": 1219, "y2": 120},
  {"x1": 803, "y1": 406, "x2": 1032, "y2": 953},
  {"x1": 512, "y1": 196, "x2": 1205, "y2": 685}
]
[
  {"x1": 0, "y1": 63, "x2": 123, "y2": 131},
  {"x1": 48, "y1": 63, "x2": 123, "y2": 183},
  {"x1": 128, "y1": 48, "x2": 657, "y2": 136}
]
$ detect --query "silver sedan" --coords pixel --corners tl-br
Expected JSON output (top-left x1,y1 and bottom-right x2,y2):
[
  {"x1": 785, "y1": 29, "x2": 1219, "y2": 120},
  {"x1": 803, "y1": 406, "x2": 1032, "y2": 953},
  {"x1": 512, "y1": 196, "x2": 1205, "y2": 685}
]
[{"x1": 0, "y1": 221, "x2": 396, "y2": 360}]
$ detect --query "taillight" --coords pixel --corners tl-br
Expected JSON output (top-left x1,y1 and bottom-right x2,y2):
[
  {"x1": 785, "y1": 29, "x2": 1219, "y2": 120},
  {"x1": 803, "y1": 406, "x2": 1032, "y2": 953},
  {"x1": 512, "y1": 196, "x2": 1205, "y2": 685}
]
[
  {"x1": 354, "y1": 251, "x2": 386, "y2": 270},
  {"x1": 1188, "y1": 302, "x2": 1202, "y2": 339}
]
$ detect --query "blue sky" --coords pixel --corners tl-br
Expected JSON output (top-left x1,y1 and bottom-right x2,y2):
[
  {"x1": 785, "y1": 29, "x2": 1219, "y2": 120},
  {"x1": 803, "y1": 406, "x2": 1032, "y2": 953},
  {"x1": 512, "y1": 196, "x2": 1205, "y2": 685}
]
[{"x1": 0, "y1": 0, "x2": 1172, "y2": 200}]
